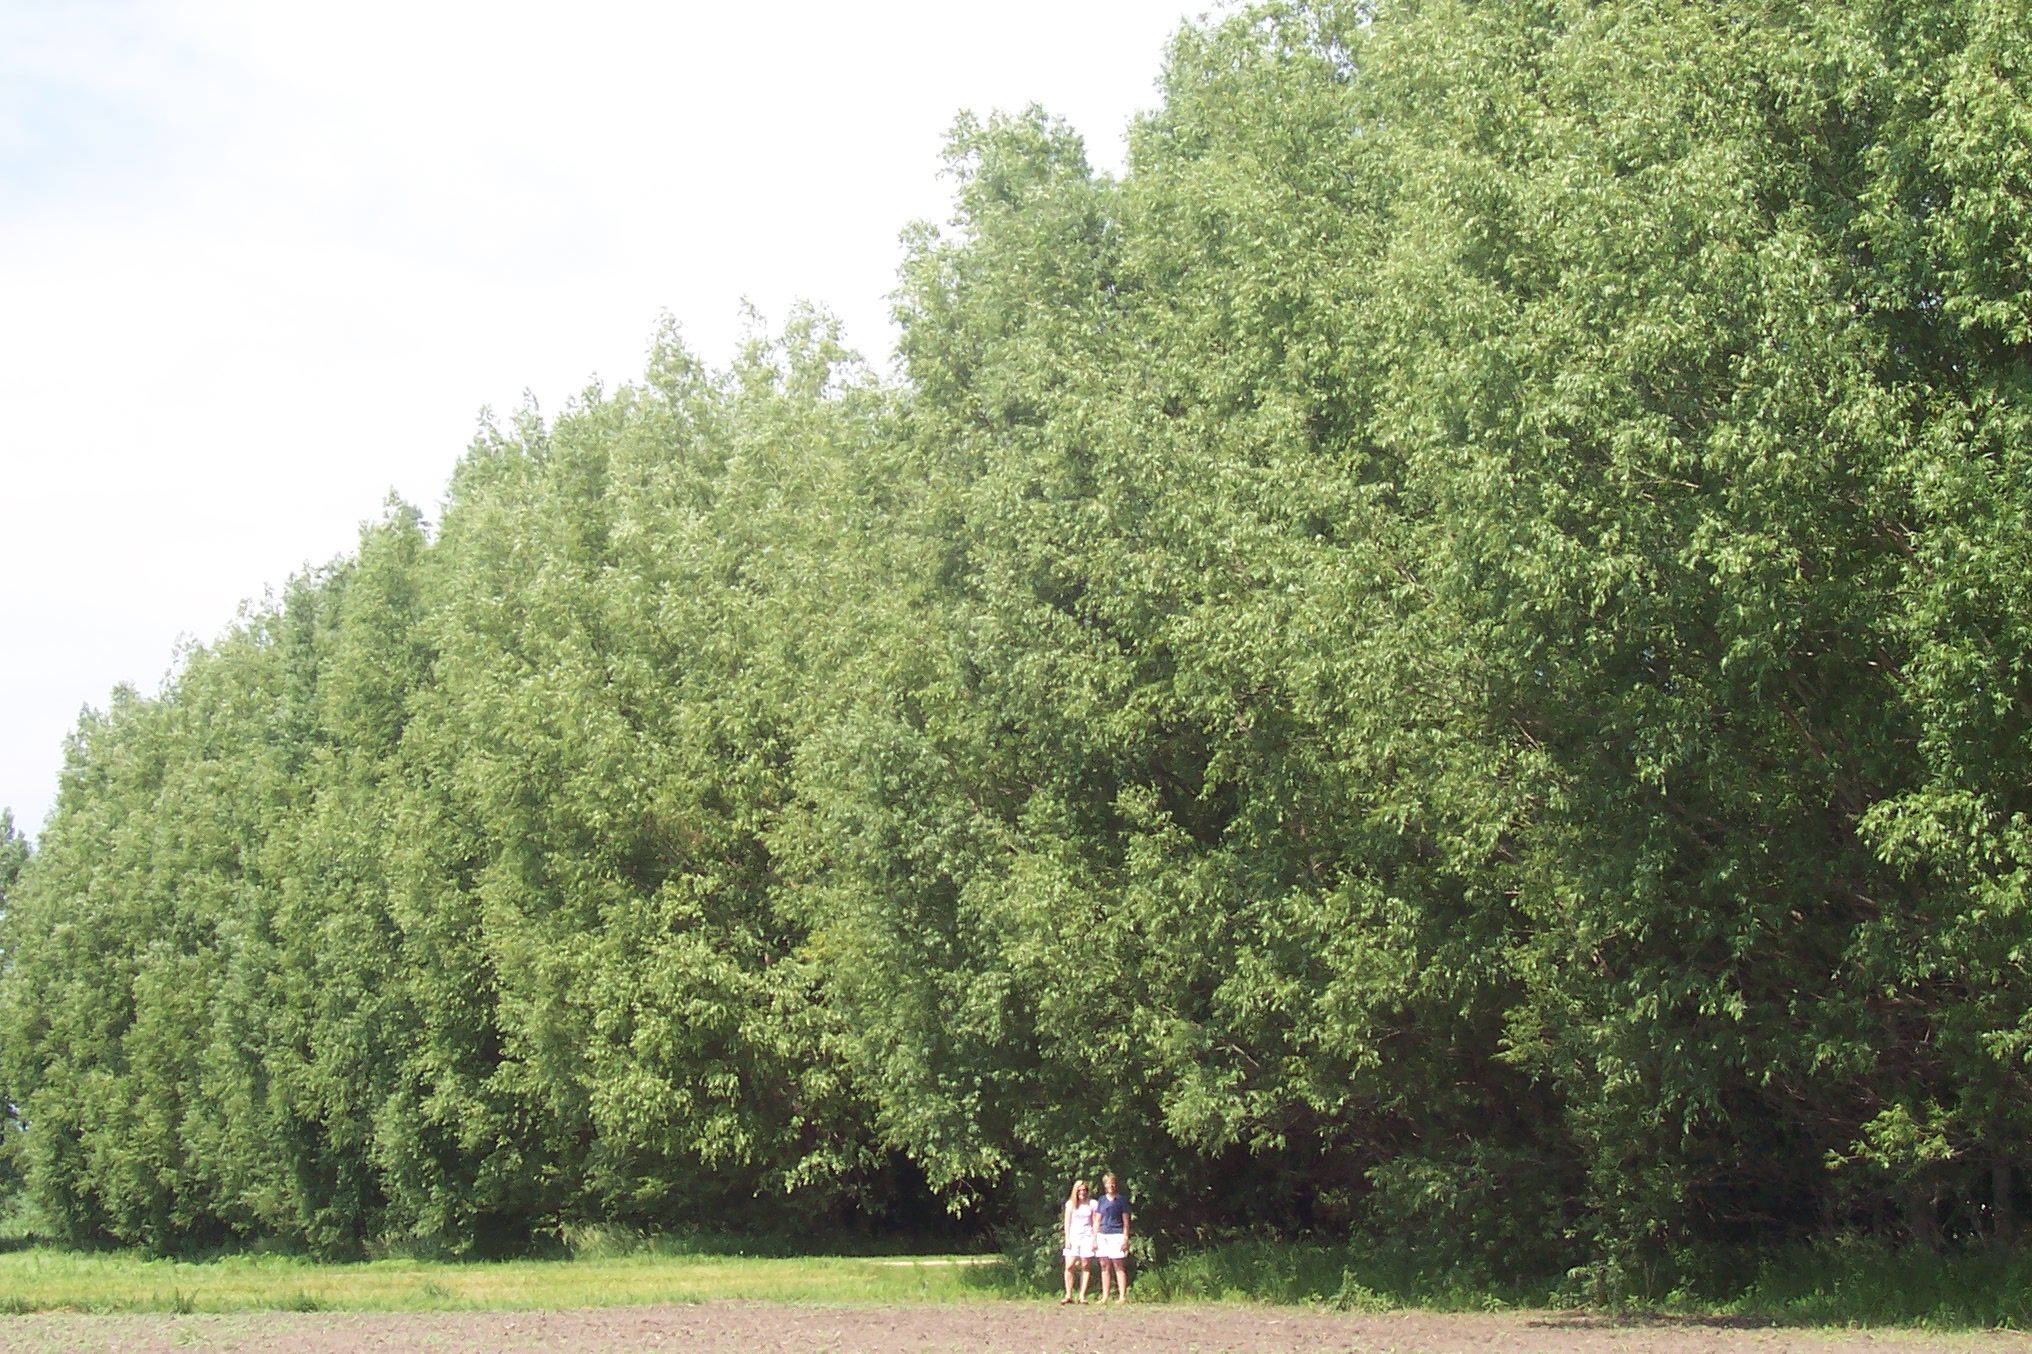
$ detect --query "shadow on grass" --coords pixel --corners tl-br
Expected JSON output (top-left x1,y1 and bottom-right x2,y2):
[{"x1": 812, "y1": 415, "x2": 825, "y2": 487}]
[
  {"x1": 1091, "y1": 1237, "x2": 1558, "y2": 1312},
  {"x1": 540, "y1": 1223, "x2": 1002, "y2": 1265},
  {"x1": 1697, "y1": 1239, "x2": 2032, "y2": 1331},
  {"x1": 1524, "y1": 1313, "x2": 1782, "y2": 1331}
]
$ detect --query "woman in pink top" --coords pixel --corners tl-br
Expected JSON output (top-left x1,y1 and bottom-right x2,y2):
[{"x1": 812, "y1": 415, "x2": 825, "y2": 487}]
[{"x1": 1060, "y1": 1179, "x2": 1098, "y2": 1304}]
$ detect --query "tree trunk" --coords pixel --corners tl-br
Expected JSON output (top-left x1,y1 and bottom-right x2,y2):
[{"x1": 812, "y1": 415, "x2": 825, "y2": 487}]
[{"x1": 1905, "y1": 1183, "x2": 1940, "y2": 1251}]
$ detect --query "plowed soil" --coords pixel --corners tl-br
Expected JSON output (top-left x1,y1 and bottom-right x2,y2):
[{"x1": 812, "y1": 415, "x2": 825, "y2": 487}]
[{"x1": 1, "y1": 1303, "x2": 2028, "y2": 1353}]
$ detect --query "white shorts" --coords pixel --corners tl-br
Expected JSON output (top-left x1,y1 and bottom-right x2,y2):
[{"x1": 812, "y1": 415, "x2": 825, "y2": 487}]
[
  {"x1": 1096, "y1": 1233, "x2": 1128, "y2": 1260},
  {"x1": 1063, "y1": 1241, "x2": 1095, "y2": 1261}
]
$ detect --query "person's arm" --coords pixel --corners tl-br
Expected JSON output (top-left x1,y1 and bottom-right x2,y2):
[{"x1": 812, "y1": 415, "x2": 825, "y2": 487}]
[{"x1": 1123, "y1": 1199, "x2": 1132, "y2": 1248}]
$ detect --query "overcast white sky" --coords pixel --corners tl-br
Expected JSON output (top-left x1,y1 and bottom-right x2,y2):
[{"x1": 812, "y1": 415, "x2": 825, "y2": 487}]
[{"x1": 0, "y1": 0, "x2": 1202, "y2": 838}]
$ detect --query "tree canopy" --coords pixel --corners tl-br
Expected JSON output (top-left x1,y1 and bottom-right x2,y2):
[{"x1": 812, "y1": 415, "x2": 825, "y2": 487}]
[{"x1": 3, "y1": 0, "x2": 2028, "y2": 1282}]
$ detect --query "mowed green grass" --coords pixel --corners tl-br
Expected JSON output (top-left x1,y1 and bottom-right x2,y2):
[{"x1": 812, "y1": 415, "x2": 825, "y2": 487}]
[
  {"x1": 0, "y1": 1247, "x2": 1005, "y2": 1315},
  {"x1": 7, "y1": 1236, "x2": 2029, "y2": 1328}
]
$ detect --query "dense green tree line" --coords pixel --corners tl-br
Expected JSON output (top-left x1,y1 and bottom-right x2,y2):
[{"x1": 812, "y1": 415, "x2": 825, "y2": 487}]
[{"x1": 3, "y1": 0, "x2": 2028, "y2": 1282}]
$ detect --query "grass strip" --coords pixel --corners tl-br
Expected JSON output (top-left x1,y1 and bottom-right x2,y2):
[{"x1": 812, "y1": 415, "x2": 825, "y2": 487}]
[
  {"x1": 5, "y1": 1236, "x2": 2028, "y2": 1328},
  {"x1": 0, "y1": 1248, "x2": 1006, "y2": 1315}
]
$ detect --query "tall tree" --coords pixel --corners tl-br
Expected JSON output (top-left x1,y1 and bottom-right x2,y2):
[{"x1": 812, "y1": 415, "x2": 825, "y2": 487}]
[{"x1": 0, "y1": 807, "x2": 28, "y2": 1194}]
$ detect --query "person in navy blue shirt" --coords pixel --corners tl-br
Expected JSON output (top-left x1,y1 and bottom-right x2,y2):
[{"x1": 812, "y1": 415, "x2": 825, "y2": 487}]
[{"x1": 1094, "y1": 1172, "x2": 1132, "y2": 1301}]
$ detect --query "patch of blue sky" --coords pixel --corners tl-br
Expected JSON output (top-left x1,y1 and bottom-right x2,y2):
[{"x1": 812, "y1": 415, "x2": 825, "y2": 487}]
[
  {"x1": 0, "y1": 2, "x2": 209, "y2": 216},
  {"x1": 0, "y1": 77, "x2": 171, "y2": 209}
]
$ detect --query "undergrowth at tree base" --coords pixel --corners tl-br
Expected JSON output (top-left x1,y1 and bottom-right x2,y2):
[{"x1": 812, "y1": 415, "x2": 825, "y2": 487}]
[{"x1": 988, "y1": 1236, "x2": 2032, "y2": 1330}]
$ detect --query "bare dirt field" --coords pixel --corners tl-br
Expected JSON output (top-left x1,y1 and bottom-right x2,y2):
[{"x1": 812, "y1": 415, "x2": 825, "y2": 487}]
[{"x1": 1, "y1": 1303, "x2": 2029, "y2": 1354}]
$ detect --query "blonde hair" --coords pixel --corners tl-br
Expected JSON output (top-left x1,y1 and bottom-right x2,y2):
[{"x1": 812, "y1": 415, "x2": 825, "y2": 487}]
[{"x1": 1065, "y1": 1178, "x2": 1089, "y2": 1207}]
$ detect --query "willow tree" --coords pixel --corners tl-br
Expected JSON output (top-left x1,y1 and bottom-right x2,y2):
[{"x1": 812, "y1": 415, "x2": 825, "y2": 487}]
[{"x1": 792, "y1": 0, "x2": 2032, "y2": 1272}]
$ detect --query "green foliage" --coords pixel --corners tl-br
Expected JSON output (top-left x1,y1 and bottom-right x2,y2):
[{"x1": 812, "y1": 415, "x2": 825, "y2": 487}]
[
  {"x1": 0, "y1": 807, "x2": 27, "y2": 1197},
  {"x1": 0, "y1": 809, "x2": 25, "y2": 901},
  {"x1": 2, "y1": 0, "x2": 2029, "y2": 1289},
  {"x1": 1119, "y1": 1237, "x2": 1553, "y2": 1310},
  {"x1": 1711, "y1": 1237, "x2": 2032, "y2": 1329}
]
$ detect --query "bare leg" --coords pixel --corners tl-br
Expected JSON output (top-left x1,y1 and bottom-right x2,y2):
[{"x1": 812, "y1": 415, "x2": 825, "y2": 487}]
[
  {"x1": 1079, "y1": 1258, "x2": 1093, "y2": 1302},
  {"x1": 1062, "y1": 1258, "x2": 1075, "y2": 1303}
]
